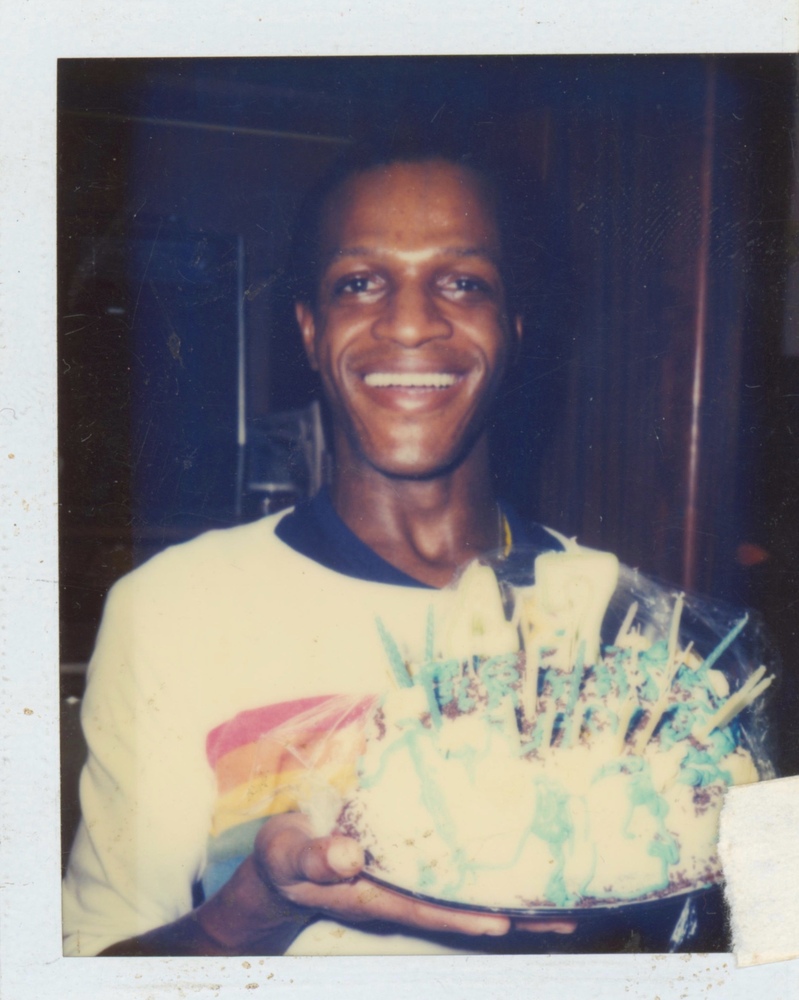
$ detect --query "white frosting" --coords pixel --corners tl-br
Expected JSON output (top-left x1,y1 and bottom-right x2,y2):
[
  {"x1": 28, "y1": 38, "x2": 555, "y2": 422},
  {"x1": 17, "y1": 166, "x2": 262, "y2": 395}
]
[{"x1": 335, "y1": 548, "x2": 769, "y2": 911}]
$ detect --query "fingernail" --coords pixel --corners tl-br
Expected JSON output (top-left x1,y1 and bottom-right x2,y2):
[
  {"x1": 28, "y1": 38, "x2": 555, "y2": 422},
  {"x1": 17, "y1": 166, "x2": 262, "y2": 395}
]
[
  {"x1": 480, "y1": 918, "x2": 509, "y2": 936},
  {"x1": 328, "y1": 840, "x2": 360, "y2": 876}
]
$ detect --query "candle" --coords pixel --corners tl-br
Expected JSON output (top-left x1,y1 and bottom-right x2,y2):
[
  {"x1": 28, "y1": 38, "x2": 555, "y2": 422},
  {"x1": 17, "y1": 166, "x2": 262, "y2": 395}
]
[{"x1": 533, "y1": 545, "x2": 620, "y2": 669}]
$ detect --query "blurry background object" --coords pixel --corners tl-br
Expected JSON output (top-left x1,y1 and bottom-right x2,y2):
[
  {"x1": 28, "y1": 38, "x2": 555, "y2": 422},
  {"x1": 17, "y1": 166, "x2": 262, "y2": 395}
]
[{"x1": 243, "y1": 400, "x2": 328, "y2": 518}]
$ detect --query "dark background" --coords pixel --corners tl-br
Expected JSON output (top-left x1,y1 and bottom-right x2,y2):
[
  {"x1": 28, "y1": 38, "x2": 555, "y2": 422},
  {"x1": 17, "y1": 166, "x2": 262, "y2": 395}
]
[{"x1": 58, "y1": 59, "x2": 799, "y2": 861}]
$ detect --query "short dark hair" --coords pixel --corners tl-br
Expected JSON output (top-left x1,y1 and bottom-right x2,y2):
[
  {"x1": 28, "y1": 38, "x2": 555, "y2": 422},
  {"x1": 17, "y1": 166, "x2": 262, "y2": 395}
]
[{"x1": 289, "y1": 130, "x2": 527, "y2": 320}]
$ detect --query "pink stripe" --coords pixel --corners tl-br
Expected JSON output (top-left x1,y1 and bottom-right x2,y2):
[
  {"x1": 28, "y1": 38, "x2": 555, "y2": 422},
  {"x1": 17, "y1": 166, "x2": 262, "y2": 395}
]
[{"x1": 205, "y1": 694, "x2": 374, "y2": 767}]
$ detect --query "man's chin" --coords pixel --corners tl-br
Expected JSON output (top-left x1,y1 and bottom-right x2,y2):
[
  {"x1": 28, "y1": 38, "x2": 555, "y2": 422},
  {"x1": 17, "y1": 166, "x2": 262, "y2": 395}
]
[
  {"x1": 337, "y1": 421, "x2": 486, "y2": 483},
  {"x1": 361, "y1": 445, "x2": 473, "y2": 483}
]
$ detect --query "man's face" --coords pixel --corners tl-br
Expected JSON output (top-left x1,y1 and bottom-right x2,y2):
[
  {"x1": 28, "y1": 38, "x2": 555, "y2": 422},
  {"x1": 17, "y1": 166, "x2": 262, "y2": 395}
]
[{"x1": 296, "y1": 159, "x2": 521, "y2": 481}]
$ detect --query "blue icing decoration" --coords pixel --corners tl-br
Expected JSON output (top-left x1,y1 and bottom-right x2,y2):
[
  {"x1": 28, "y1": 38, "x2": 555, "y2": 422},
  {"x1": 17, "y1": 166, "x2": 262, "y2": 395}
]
[
  {"x1": 593, "y1": 661, "x2": 613, "y2": 698},
  {"x1": 703, "y1": 615, "x2": 748, "y2": 671},
  {"x1": 679, "y1": 760, "x2": 733, "y2": 788},
  {"x1": 558, "y1": 645, "x2": 587, "y2": 746},
  {"x1": 359, "y1": 729, "x2": 416, "y2": 788},
  {"x1": 642, "y1": 639, "x2": 669, "y2": 667},
  {"x1": 432, "y1": 659, "x2": 461, "y2": 706},
  {"x1": 648, "y1": 834, "x2": 680, "y2": 868},
  {"x1": 375, "y1": 617, "x2": 413, "y2": 688},
  {"x1": 708, "y1": 726, "x2": 737, "y2": 758},
  {"x1": 659, "y1": 704, "x2": 697, "y2": 745},
  {"x1": 638, "y1": 640, "x2": 669, "y2": 701},
  {"x1": 425, "y1": 604, "x2": 435, "y2": 662},
  {"x1": 624, "y1": 767, "x2": 678, "y2": 890},
  {"x1": 547, "y1": 667, "x2": 576, "y2": 704},
  {"x1": 417, "y1": 664, "x2": 443, "y2": 727},
  {"x1": 677, "y1": 731, "x2": 737, "y2": 787},
  {"x1": 629, "y1": 769, "x2": 669, "y2": 821},
  {"x1": 594, "y1": 754, "x2": 646, "y2": 783},
  {"x1": 530, "y1": 778, "x2": 575, "y2": 906},
  {"x1": 640, "y1": 677, "x2": 660, "y2": 703},
  {"x1": 675, "y1": 661, "x2": 708, "y2": 692},
  {"x1": 456, "y1": 668, "x2": 478, "y2": 713},
  {"x1": 530, "y1": 720, "x2": 548, "y2": 751},
  {"x1": 405, "y1": 731, "x2": 459, "y2": 847},
  {"x1": 582, "y1": 705, "x2": 603, "y2": 736},
  {"x1": 479, "y1": 653, "x2": 521, "y2": 709},
  {"x1": 606, "y1": 646, "x2": 631, "y2": 698}
]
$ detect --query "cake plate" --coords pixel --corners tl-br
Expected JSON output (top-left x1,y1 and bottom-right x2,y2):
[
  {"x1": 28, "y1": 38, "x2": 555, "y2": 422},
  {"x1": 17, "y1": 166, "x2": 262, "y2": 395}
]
[{"x1": 362, "y1": 871, "x2": 729, "y2": 953}]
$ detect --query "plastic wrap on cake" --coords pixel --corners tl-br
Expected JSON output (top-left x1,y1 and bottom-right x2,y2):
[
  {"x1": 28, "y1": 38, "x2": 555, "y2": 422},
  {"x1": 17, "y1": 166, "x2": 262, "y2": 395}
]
[{"x1": 334, "y1": 539, "x2": 778, "y2": 913}]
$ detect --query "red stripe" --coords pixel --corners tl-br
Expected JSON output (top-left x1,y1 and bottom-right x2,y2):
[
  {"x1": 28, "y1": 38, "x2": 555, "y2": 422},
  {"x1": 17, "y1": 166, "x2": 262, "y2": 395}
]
[{"x1": 206, "y1": 694, "x2": 375, "y2": 767}]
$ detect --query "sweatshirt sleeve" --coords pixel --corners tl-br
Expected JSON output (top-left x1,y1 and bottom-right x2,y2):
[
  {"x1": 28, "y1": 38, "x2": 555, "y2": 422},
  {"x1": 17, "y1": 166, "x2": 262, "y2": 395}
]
[{"x1": 62, "y1": 564, "x2": 216, "y2": 957}]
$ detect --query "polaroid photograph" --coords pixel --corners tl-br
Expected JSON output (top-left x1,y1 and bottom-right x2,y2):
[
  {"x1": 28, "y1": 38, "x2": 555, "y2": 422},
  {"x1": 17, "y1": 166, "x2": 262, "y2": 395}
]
[
  {"x1": 57, "y1": 51, "x2": 797, "y2": 956},
  {"x1": 3, "y1": 3, "x2": 799, "y2": 999}
]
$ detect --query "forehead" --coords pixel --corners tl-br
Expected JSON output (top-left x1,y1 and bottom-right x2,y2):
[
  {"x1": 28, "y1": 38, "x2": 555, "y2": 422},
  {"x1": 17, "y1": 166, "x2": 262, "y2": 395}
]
[{"x1": 318, "y1": 160, "x2": 501, "y2": 256}]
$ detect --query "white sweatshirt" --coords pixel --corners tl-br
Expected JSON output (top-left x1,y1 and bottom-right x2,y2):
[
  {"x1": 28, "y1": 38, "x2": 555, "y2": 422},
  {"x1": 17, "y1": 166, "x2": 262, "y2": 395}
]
[{"x1": 62, "y1": 513, "x2": 471, "y2": 957}]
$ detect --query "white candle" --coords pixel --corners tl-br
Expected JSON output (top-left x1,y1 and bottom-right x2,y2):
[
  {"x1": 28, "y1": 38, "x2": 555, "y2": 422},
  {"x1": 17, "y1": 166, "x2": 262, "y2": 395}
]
[{"x1": 533, "y1": 545, "x2": 620, "y2": 668}]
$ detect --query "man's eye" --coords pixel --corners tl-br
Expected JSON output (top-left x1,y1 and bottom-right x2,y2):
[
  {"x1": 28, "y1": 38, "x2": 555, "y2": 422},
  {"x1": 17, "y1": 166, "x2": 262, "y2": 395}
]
[
  {"x1": 441, "y1": 275, "x2": 493, "y2": 297},
  {"x1": 332, "y1": 275, "x2": 378, "y2": 296}
]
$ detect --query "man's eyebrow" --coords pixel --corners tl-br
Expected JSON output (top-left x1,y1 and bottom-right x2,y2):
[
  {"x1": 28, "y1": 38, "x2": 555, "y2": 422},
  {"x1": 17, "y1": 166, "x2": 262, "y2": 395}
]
[{"x1": 325, "y1": 245, "x2": 501, "y2": 264}]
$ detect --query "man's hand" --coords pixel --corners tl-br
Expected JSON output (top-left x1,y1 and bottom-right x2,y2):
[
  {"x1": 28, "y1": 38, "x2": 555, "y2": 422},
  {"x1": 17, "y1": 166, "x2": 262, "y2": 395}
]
[
  {"x1": 248, "y1": 812, "x2": 511, "y2": 938},
  {"x1": 101, "y1": 813, "x2": 574, "y2": 956}
]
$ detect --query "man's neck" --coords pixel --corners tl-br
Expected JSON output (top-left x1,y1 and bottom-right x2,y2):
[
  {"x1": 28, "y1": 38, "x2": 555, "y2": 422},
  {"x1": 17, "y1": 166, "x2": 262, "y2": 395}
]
[{"x1": 331, "y1": 440, "x2": 500, "y2": 588}]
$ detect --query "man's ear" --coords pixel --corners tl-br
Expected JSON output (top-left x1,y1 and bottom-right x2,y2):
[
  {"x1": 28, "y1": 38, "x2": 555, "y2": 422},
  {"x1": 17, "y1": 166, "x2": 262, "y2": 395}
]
[{"x1": 295, "y1": 302, "x2": 319, "y2": 371}]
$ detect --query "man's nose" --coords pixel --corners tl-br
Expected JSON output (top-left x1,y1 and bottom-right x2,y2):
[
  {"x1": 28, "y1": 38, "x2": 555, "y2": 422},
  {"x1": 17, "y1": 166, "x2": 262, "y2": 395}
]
[{"x1": 372, "y1": 283, "x2": 451, "y2": 346}]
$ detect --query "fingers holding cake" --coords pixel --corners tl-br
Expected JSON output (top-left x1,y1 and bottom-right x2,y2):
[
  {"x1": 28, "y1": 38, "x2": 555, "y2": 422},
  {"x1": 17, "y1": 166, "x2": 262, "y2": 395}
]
[
  {"x1": 255, "y1": 813, "x2": 362, "y2": 888},
  {"x1": 253, "y1": 812, "x2": 511, "y2": 937},
  {"x1": 513, "y1": 918, "x2": 577, "y2": 935},
  {"x1": 342, "y1": 881, "x2": 512, "y2": 937}
]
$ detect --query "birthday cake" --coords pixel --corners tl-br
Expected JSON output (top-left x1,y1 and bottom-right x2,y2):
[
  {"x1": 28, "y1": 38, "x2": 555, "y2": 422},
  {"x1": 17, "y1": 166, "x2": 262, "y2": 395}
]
[{"x1": 336, "y1": 541, "x2": 774, "y2": 910}]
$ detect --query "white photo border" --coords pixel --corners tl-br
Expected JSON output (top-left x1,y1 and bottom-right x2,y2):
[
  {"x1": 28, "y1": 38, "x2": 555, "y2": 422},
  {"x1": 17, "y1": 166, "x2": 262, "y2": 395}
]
[{"x1": 2, "y1": 1, "x2": 798, "y2": 997}]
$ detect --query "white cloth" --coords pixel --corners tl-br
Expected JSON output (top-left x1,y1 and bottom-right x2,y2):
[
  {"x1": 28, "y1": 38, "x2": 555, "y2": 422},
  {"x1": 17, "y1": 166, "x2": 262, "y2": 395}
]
[
  {"x1": 62, "y1": 513, "x2": 464, "y2": 957},
  {"x1": 719, "y1": 775, "x2": 799, "y2": 966}
]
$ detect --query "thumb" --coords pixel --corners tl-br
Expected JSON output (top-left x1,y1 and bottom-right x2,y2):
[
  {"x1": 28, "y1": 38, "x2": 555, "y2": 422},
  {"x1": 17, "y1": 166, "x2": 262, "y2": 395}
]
[{"x1": 296, "y1": 835, "x2": 365, "y2": 885}]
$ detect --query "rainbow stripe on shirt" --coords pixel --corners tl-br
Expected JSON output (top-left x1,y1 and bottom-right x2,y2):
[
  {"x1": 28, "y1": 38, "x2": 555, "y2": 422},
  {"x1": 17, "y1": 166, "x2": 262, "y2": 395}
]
[{"x1": 202, "y1": 693, "x2": 374, "y2": 896}]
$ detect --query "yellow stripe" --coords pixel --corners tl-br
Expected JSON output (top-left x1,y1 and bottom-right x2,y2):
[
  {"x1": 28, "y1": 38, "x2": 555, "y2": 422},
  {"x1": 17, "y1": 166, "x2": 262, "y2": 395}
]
[{"x1": 210, "y1": 762, "x2": 359, "y2": 838}]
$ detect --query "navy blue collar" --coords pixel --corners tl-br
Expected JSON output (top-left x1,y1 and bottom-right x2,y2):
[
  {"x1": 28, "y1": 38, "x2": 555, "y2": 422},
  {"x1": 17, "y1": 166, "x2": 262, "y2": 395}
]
[{"x1": 274, "y1": 486, "x2": 560, "y2": 588}]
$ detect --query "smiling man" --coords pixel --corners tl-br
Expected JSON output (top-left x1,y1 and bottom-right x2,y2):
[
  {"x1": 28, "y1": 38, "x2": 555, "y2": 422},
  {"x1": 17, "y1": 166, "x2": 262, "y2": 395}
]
[
  {"x1": 295, "y1": 158, "x2": 521, "y2": 587},
  {"x1": 62, "y1": 140, "x2": 568, "y2": 957}
]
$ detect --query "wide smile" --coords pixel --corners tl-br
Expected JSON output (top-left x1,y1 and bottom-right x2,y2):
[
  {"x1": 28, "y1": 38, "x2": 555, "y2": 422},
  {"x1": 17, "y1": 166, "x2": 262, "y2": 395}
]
[
  {"x1": 354, "y1": 367, "x2": 470, "y2": 415},
  {"x1": 362, "y1": 371, "x2": 460, "y2": 389}
]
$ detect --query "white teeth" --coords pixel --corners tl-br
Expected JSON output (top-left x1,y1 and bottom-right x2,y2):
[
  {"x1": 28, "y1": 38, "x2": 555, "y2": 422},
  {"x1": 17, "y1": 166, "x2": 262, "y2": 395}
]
[{"x1": 363, "y1": 372, "x2": 458, "y2": 388}]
